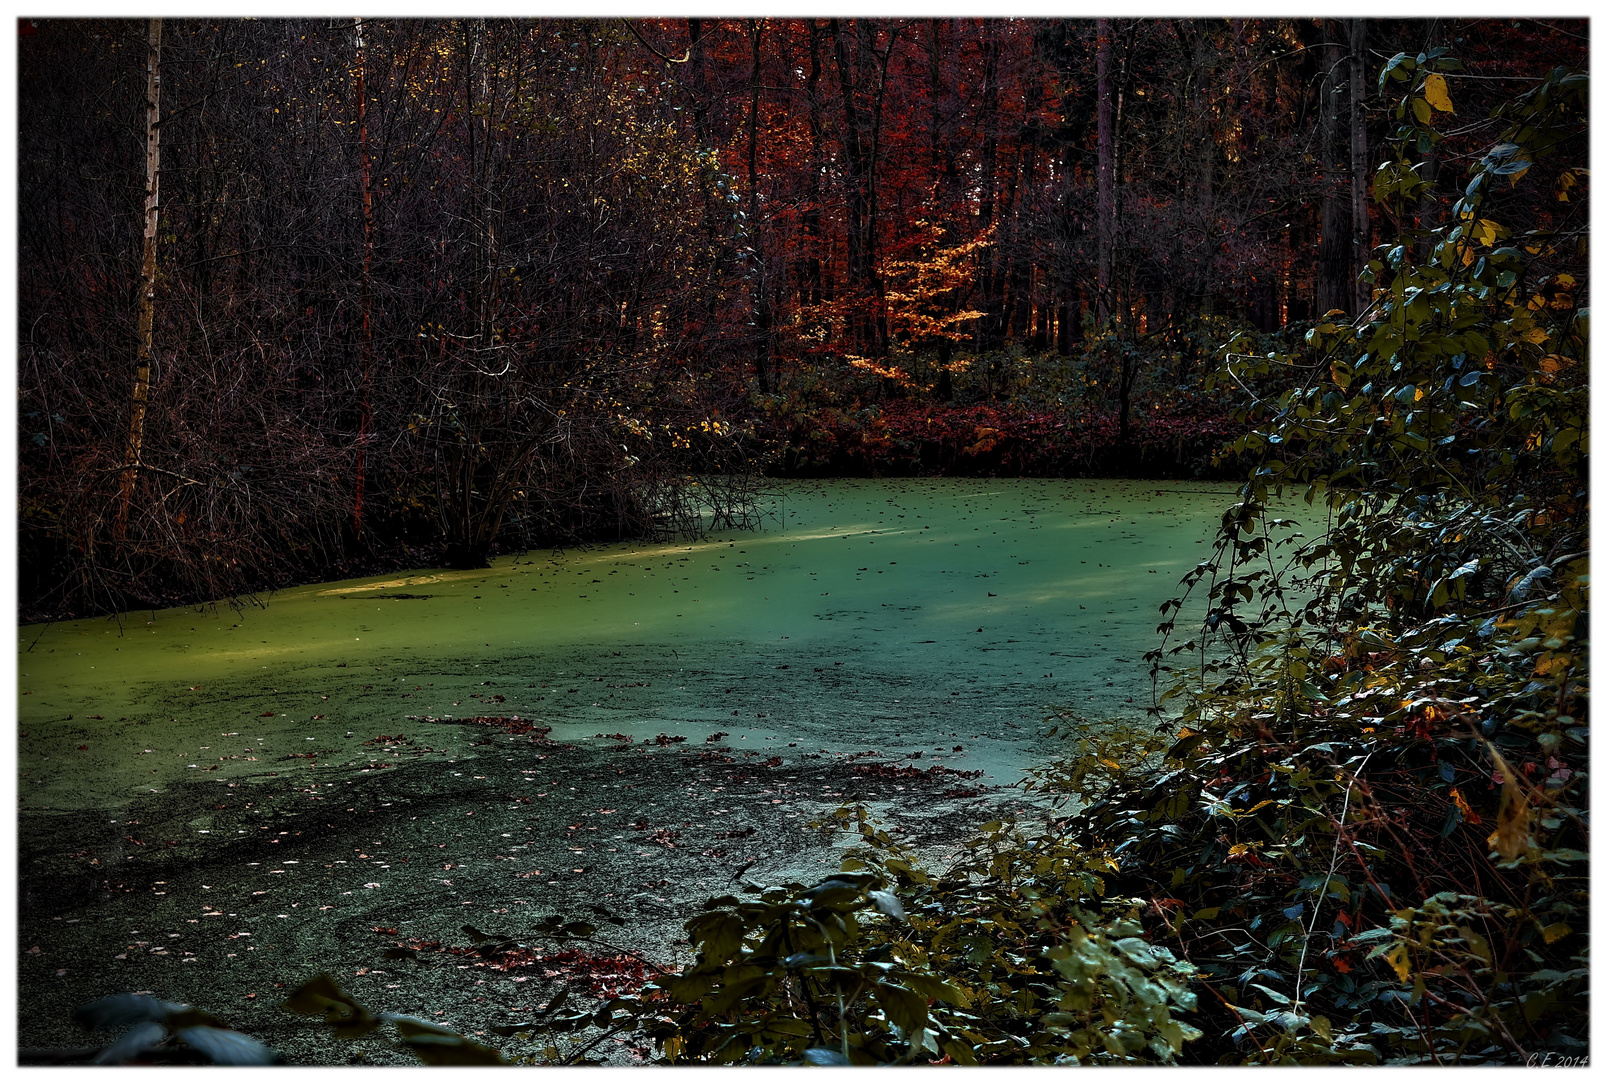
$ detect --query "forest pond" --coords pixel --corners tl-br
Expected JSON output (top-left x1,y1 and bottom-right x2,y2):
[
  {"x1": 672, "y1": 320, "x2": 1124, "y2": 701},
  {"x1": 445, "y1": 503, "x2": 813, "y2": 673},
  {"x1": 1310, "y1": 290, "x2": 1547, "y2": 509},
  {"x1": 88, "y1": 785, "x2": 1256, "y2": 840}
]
[
  {"x1": 16, "y1": 478, "x2": 1231, "y2": 1060},
  {"x1": 20, "y1": 478, "x2": 1229, "y2": 808}
]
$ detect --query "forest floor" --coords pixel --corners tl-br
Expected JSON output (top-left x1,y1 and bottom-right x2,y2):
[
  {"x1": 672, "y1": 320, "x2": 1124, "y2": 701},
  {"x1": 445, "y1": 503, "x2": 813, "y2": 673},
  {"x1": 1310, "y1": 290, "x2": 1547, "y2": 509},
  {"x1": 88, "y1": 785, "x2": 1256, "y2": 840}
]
[{"x1": 16, "y1": 725, "x2": 1027, "y2": 1065}]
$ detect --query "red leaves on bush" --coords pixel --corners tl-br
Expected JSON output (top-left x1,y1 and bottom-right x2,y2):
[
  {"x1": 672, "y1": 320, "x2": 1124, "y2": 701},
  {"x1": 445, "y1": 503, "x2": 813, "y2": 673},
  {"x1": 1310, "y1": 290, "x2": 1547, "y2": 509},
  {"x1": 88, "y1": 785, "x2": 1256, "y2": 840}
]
[{"x1": 770, "y1": 399, "x2": 1243, "y2": 478}]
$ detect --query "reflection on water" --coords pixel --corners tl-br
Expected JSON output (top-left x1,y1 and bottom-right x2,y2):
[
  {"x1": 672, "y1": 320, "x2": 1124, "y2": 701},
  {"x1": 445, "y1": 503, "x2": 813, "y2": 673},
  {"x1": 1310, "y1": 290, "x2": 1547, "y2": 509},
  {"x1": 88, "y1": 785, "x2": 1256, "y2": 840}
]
[{"x1": 18, "y1": 478, "x2": 1234, "y2": 810}]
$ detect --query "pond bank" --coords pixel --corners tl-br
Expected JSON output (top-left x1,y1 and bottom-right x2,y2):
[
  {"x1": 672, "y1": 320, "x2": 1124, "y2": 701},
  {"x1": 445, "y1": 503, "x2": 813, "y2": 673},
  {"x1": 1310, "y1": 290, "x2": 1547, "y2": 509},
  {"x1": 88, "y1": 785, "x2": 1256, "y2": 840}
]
[{"x1": 18, "y1": 724, "x2": 1030, "y2": 1064}]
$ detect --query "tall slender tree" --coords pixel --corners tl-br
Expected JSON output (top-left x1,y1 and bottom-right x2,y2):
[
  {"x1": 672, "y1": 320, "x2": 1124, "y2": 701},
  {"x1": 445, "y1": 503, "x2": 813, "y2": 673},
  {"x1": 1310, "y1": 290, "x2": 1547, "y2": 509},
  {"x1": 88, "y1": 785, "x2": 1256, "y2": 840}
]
[
  {"x1": 1095, "y1": 18, "x2": 1114, "y2": 324},
  {"x1": 1349, "y1": 18, "x2": 1370, "y2": 314},
  {"x1": 1316, "y1": 17, "x2": 1351, "y2": 313},
  {"x1": 114, "y1": 17, "x2": 162, "y2": 542},
  {"x1": 746, "y1": 19, "x2": 772, "y2": 391},
  {"x1": 352, "y1": 17, "x2": 375, "y2": 541}
]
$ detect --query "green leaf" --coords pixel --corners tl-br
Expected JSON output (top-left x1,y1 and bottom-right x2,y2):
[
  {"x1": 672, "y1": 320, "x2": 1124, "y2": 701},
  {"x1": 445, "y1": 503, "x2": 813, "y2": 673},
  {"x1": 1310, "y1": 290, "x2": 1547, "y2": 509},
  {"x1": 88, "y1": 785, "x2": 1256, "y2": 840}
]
[
  {"x1": 874, "y1": 981, "x2": 929, "y2": 1037},
  {"x1": 868, "y1": 889, "x2": 907, "y2": 923},
  {"x1": 901, "y1": 971, "x2": 971, "y2": 1007}
]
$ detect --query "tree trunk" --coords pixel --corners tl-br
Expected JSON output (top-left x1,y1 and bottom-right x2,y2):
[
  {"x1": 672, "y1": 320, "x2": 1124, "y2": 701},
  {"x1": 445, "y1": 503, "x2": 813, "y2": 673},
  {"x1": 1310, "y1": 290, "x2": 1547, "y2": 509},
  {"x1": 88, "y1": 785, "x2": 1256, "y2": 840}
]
[
  {"x1": 746, "y1": 19, "x2": 772, "y2": 392},
  {"x1": 830, "y1": 19, "x2": 872, "y2": 353},
  {"x1": 1095, "y1": 19, "x2": 1114, "y2": 326},
  {"x1": 1112, "y1": 26, "x2": 1132, "y2": 333},
  {"x1": 114, "y1": 17, "x2": 162, "y2": 542},
  {"x1": 686, "y1": 18, "x2": 711, "y2": 148},
  {"x1": 1007, "y1": 69, "x2": 1042, "y2": 344},
  {"x1": 926, "y1": 20, "x2": 953, "y2": 204},
  {"x1": 353, "y1": 17, "x2": 374, "y2": 541},
  {"x1": 975, "y1": 25, "x2": 1000, "y2": 349},
  {"x1": 1413, "y1": 20, "x2": 1442, "y2": 260},
  {"x1": 1349, "y1": 18, "x2": 1370, "y2": 315},
  {"x1": 801, "y1": 21, "x2": 824, "y2": 308},
  {"x1": 1316, "y1": 17, "x2": 1351, "y2": 315},
  {"x1": 862, "y1": 21, "x2": 896, "y2": 356},
  {"x1": 1118, "y1": 346, "x2": 1136, "y2": 445}
]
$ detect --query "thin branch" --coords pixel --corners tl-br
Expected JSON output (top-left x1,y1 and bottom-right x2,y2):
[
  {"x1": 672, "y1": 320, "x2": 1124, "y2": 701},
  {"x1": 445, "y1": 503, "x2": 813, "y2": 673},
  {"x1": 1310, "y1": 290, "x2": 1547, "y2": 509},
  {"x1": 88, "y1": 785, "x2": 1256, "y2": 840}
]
[{"x1": 620, "y1": 18, "x2": 689, "y2": 65}]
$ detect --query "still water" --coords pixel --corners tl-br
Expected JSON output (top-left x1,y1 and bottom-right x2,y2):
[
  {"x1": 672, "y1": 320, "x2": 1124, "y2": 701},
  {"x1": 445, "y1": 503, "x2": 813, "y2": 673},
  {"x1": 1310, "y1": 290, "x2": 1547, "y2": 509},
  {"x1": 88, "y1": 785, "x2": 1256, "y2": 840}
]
[{"x1": 18, "y1": 478, "x2": 1231, "y2": 812}]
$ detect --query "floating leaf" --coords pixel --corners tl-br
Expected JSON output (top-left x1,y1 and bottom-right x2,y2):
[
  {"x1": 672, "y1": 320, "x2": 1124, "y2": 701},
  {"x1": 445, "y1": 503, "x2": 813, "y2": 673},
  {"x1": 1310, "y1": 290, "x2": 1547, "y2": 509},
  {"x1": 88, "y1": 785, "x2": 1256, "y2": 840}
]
[
  {"x1": 280, "y1": 974, "x2": 383, "y2": 1038},
  {"x1": 391, "y1": 1015, "x2": 505, "y2": 1065}
]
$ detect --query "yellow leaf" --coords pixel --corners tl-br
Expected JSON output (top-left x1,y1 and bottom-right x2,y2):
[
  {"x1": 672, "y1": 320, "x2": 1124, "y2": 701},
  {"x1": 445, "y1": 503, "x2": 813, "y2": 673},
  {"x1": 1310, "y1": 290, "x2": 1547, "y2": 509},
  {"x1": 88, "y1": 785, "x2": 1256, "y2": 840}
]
[
  {"x1": 1488, "y1": 781, "x2": 1531, "y2": 860},
  {"x1": 1542, "y1": 922, "x2": 1573, "y2": 945},
  {"x1": 1535, "y1": 651, "x2": 1573, "y2": 677},
  {"x1": 1423, "y1": 73, "x2": 1454, "y2": 113},
  {"x1": 1385, "y1": 943, "x2": 1411, "y2": 983}
]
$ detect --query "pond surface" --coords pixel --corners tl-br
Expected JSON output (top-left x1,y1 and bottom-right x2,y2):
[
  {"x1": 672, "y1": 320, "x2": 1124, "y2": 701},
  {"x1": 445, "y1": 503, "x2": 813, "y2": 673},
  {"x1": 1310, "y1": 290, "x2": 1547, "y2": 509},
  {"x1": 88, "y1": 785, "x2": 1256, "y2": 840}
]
[{"x1": 18, "y1": 478, "x2": 1231, "y2": 813}]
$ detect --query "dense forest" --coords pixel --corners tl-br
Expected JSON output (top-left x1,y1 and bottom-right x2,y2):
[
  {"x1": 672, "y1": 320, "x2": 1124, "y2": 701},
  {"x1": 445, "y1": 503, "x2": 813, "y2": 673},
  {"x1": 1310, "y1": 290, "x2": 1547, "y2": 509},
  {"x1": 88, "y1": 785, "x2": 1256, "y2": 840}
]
[
  {"x1": 18, "y1": 16, "x2": 1584, "y2": 618},
  {"x1": 16, "y1": 16, "x2": 1591, "y2": 1066}
]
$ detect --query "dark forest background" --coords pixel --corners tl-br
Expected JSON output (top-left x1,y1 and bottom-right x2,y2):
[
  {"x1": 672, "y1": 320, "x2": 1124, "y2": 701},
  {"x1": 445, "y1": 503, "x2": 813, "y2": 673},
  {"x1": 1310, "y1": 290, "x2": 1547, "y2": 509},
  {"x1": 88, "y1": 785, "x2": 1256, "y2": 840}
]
[{"x1": 17, "y1": 17, "x2": 1586, "y2": 618}]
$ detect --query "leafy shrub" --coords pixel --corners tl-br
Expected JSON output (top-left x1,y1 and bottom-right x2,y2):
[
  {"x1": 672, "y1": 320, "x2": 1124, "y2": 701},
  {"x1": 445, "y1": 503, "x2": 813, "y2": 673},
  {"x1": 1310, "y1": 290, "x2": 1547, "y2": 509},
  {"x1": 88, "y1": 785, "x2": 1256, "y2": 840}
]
[{"x1": 1069, "y1": 56, "x2": 1590, "y2": 1065}]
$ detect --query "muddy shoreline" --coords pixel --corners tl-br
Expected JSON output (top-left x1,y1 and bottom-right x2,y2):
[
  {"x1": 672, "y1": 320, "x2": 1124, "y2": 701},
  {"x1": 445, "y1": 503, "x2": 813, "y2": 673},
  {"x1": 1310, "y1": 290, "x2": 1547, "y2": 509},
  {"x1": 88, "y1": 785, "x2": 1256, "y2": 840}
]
[{"x1": 17, "y1": 721, "x2": 1028, "y2": 1065}]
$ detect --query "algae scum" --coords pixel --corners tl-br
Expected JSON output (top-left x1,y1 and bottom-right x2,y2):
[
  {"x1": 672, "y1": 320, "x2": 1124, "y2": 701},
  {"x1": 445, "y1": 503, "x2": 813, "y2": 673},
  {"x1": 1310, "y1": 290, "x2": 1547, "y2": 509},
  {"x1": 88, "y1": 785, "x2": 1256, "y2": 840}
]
[{"x1": 17, "y1": 478, "x2": 1227, "y2": 1061}]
